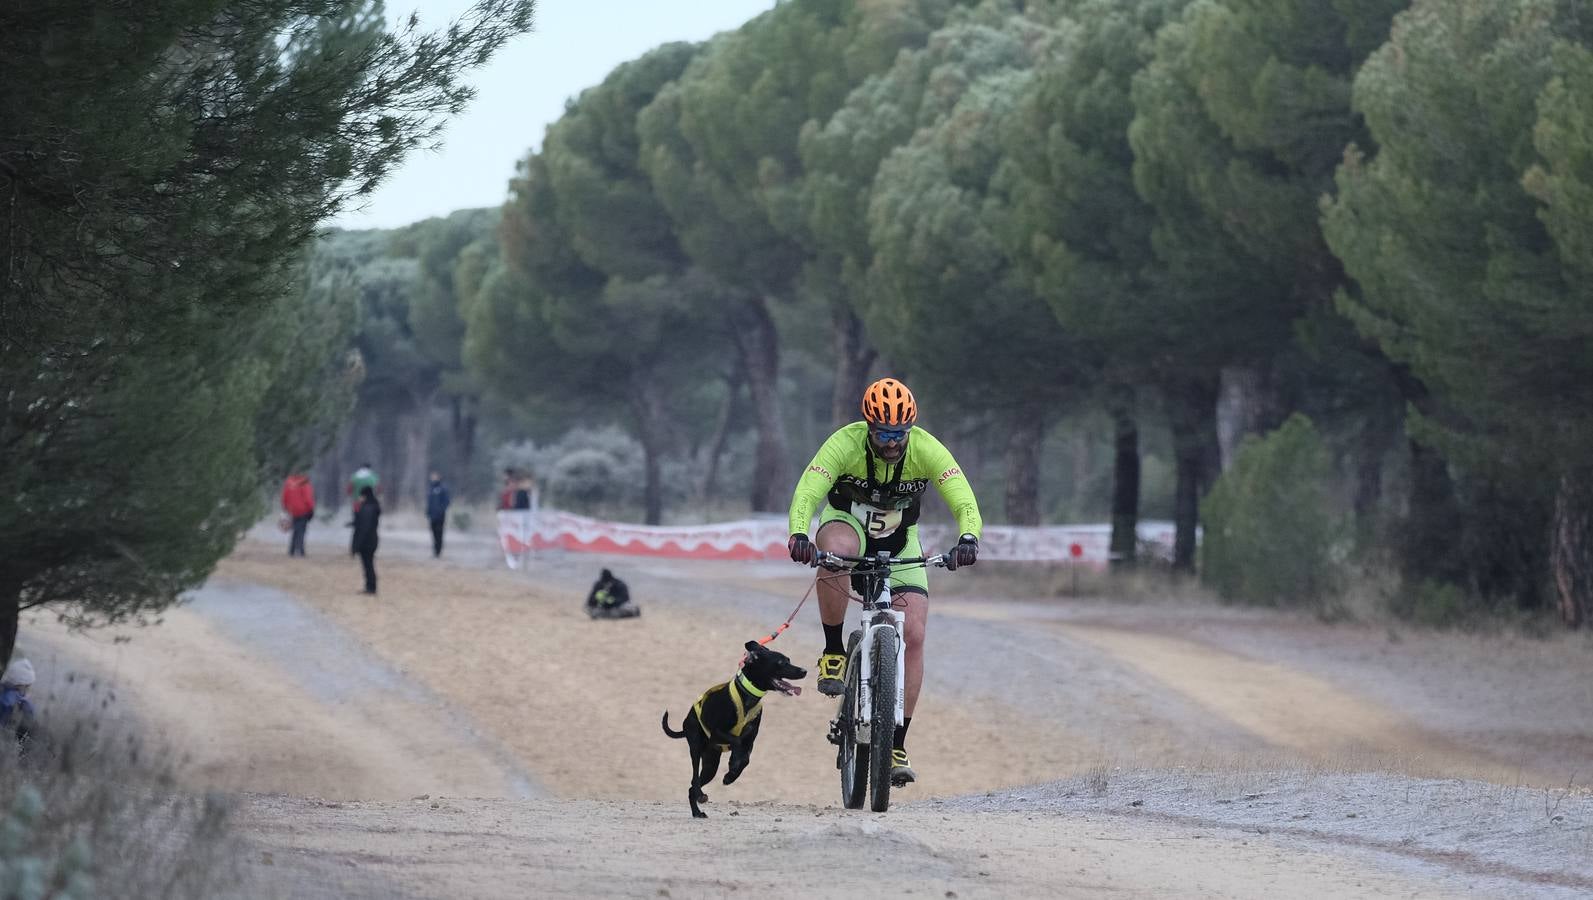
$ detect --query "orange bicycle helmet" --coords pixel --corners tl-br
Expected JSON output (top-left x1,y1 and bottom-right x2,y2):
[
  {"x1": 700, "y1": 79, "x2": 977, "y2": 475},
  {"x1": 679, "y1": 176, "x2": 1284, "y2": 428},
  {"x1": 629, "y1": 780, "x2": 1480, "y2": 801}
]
[{"x1": 861, "y1": 378, "x2": 917, "y2": 427}]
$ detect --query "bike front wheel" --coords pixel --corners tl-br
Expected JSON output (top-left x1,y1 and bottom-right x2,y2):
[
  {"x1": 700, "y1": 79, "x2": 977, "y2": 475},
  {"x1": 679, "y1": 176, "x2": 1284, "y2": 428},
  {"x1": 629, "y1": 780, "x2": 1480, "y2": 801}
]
[
  {"x1": 838, "y1": 630, "x2": 866, "y2": 809},
  {"x1": 867, "y1": 626, "x2": 899, "y2": 813}
]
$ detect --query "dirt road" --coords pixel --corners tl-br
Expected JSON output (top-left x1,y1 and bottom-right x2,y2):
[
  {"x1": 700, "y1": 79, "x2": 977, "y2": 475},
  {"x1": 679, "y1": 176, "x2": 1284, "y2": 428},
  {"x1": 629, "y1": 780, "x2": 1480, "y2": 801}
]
[{"x1": 17, "y1": 520, "x2": 1593, "y2": 898}]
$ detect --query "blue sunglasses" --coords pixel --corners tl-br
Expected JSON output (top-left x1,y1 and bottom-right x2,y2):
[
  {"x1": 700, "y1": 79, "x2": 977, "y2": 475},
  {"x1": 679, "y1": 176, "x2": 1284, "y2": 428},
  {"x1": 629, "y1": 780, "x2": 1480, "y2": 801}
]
[{"x1": 869, "y1": 425, "x2": 911, "y2": 443}]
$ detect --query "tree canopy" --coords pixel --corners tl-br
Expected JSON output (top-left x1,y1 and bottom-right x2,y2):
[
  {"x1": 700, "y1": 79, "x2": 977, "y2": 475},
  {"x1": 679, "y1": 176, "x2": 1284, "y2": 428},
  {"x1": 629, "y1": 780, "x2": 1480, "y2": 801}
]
[
  {"x1": 0, "y1": 0, "x2": 535, "y2": 668},
  {"x1": 23, "y1": 0, "x2": 1593, "y2": 645}
]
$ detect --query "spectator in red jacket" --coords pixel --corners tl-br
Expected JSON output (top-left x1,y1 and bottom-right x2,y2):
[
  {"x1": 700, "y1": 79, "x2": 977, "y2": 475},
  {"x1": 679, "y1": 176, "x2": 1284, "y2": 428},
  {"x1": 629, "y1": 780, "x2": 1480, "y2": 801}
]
[
  {"x1": 498, "y1": 468, "x2": 533, "y2": 511},
  {"x1": 281, "y1": 473, "x2": 316, "y2": 557}
]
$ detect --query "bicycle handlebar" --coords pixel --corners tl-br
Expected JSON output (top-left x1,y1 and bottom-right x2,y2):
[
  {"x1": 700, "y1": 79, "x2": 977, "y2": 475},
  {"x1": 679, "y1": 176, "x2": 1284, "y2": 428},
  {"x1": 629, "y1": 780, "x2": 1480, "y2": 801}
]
[{"x1": 812, "y1": 549, "x2": 948, "y2": 571}]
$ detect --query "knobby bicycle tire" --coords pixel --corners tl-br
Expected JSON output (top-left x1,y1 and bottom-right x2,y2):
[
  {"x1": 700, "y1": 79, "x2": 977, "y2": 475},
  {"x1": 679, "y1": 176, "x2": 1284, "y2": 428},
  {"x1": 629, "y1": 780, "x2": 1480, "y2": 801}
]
[
  {"x1": 839, "y1": 629, "x2": 866, "y2": 809},
  {"x1": 868, "y1": 626, "x2": 898, "y2": 813}
]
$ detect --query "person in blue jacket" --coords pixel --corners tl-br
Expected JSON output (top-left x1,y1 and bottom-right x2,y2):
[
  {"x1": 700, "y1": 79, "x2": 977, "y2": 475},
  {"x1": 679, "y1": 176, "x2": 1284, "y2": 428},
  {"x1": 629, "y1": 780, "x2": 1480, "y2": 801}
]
[{"x1": 426, "y1": 470, "x2": 452, "y2": 558}]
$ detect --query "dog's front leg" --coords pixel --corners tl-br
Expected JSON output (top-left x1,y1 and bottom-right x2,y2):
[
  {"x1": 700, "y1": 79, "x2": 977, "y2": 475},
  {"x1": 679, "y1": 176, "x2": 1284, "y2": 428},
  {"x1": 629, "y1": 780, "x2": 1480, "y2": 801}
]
[
  {"x1": 691, "y1": 747, "x2": 722, "y2": 818},
  {"x1": 724, "y1": 751, "x2": 750, "y2": 785},
  {"x1": 724, "y1": 720, "x2": 759, "y2": 786}
]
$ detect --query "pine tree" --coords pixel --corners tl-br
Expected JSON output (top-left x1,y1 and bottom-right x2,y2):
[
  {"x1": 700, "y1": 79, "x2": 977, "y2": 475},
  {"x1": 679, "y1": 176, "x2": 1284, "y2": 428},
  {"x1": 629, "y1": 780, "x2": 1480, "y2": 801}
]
[{"x1": 0, "y1": 0, "x2": 535, "y2": 668}]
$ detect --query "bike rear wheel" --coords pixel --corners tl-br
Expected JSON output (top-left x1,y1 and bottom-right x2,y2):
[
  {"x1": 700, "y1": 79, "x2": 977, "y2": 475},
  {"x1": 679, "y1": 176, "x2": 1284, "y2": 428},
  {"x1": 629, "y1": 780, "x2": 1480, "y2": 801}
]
[
  {"x1": 838, "y1": 630, "x2": 866, "y2": 809},
  {"x1": 867, "y1": 626, "x2": 898, "y2": 813}
]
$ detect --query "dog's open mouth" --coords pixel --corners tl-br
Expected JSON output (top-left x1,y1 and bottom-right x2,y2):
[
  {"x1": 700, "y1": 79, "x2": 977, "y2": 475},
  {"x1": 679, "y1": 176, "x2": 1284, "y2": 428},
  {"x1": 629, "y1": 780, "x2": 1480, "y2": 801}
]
[{"x1": 771, "y1": 678, "x2": 802, "y2": 696}]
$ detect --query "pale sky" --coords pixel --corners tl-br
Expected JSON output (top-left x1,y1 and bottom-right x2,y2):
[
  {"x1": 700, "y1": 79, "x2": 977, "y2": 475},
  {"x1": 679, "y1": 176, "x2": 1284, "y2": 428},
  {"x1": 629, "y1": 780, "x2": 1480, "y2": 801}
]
[{"x1": 333, "y1": 0, "x2": 778, "y2": 229}]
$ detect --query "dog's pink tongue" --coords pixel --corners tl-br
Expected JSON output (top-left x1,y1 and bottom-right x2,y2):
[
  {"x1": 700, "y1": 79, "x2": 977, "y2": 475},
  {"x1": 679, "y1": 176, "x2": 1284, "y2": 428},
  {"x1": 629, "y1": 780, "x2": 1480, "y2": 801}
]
[{"x1": 775, "y1": 680, "x2": 801, "y2": 696}]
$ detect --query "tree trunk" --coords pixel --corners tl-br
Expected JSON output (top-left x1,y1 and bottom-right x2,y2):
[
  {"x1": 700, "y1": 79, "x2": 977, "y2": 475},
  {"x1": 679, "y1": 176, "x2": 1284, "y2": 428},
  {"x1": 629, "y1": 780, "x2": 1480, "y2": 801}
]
[
  {"x1": 1072, "y1": 430, "x2": 1092, "y2": 499},
  {"x1": 0, "y1": 575, "x2": 18, "y2": 676},
  {"x1": 1003, "y1": 414, "x2": 1044, "y2": 526},
  {"x1": 450, "y1": 394, "x2": 478, "y2": 482},
  {"x1": 1109, "y1": 398, "x2": 1140, "y2": 571},
  {"x1": 1215, "y1": 364, "x2": 1284, "y2": 472},
  {"x1": 728, "y1": 296, "x2": 786, "y2": 512},
  {"x1": 829, "y1": 307, "x2": 876, "y2": 429},
  {"x1": 1352, "y1": 431, "x2": 1386, "y2": 521},
  {"x1": 315, "y1": 433, "x2": 347, "y2": 515},
  {"x1": 1384, "y1": 366, "x2": 1464, "y2": 583},
  {"x1": 638, "y1": 424, "x2": 665, "y2": 527},
  {"x1": 1401, "y1": 437, "x2": 1460, "y2": 581},
  {"x1": 399, "y1": 393, "x2": 434, "y2": 511},
  {"x1": 1551, "y1": 470, "x2": 1592, "y2": 629},
  {"x1": 631, "y1": 373, "x2": 682, "y2": 525},
  {"x1": 374, "y1": 410, "x2": 398, "y2": 484},
  {"x1": 1167, "y1": 374, "x2": 1219, "y2": 574},
  {"x1": 699, "y1": 378, "x2": 738, "y2": 505}
]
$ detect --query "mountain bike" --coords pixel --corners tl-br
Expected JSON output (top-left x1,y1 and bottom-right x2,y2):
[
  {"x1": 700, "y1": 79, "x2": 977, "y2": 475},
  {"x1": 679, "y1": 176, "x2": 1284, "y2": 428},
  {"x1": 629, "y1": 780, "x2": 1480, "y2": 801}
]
[{"x1": 814, "y1": 549, "x2": 949, "y2": 812}]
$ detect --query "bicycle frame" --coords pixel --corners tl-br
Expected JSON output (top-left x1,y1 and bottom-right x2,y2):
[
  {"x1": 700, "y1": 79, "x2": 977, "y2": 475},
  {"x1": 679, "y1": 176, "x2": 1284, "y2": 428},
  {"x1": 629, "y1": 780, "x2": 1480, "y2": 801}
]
[
  {"x1": 816, "y1": 550, "x2": 943, "y2": 742},
  {"x1": 852, "y1": 580, "x2": 906, "y2": 741}
]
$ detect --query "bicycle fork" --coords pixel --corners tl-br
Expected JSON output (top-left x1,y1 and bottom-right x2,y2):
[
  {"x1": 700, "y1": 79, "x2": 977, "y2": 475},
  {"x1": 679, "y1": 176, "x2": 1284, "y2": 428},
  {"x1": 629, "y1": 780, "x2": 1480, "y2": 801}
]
[{"x1": 853, "y1": 605, "x2": 906, "y2": 743}]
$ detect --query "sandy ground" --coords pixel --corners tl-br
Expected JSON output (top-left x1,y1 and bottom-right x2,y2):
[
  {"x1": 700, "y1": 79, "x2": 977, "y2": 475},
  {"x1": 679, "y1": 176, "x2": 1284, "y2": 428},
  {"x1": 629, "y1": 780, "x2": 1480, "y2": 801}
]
[{"x1": 15, "y1": 517, "x2": 1593, "y2": 898}]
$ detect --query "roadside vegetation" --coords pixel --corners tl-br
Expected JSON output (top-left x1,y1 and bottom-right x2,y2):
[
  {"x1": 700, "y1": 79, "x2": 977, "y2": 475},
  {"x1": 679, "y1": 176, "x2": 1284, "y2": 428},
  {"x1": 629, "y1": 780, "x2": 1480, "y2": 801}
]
[{"x1": 0, "y1": 684, "x2": 241, "y2": 900}]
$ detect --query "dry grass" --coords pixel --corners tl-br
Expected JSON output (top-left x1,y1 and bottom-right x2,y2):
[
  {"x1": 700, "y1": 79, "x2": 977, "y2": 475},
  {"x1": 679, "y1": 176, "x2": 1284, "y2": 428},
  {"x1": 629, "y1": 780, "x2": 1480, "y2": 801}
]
[
  {"x1": 0, "y1": 677, "x2": 244, "y2": 900},
  {"x1": 934, "y1": 559, "x2": 1222, "y2": 605}
]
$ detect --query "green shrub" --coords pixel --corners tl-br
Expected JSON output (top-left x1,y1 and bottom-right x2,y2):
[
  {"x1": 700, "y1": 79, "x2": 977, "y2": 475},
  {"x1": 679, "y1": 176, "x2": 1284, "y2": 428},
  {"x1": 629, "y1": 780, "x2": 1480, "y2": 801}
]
[
  {"x1": 1200, "y1": 414, "x2": 1348, "y2": 608},
  {"x1": 1395, "y1": 579, "x2": 1471, "y2": 628}
]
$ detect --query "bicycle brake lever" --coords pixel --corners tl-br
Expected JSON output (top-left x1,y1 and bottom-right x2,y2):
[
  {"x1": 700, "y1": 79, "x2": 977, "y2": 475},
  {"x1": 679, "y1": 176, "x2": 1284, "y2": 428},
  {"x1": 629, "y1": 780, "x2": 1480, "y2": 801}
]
[{"x1": 812, "y1": 552, "x2": 846, "y2": 572}]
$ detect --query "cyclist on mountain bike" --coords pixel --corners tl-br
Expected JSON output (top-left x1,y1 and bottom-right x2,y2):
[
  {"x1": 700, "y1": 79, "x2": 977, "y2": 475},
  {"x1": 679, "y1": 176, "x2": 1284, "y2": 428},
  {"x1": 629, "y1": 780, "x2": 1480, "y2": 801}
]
[{"x1": 786, "y1": 377, "x2": 982, "y2": 785}]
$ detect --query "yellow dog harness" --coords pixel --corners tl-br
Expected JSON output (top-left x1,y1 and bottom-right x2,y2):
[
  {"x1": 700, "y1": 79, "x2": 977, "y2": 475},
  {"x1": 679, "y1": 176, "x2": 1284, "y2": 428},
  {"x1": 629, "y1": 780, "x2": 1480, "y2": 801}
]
[{"x1": 692, "y1": 672, "x2": 766, "y2": 751}]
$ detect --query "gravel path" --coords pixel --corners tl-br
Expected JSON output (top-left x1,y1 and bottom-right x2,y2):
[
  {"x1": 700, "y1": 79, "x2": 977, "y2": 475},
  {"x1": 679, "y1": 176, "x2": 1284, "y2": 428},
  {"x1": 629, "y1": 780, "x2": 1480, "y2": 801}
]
[{"x1": 17, "y1": 517, "x2": 1591, "y2": 898}]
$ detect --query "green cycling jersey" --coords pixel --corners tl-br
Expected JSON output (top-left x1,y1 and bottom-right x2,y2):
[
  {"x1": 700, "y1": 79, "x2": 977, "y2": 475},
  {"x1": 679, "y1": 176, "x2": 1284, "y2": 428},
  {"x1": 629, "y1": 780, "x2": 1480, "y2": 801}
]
[{"x1": 787, "y1": 421, "x2": 982, "y2": 542}]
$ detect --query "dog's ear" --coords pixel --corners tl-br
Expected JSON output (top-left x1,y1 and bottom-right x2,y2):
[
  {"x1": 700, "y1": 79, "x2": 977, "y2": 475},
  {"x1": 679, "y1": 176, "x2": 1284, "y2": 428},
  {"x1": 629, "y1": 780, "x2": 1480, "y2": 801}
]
[{"x1": 744, "y1": 640, "x2": 761, "y2": 654}]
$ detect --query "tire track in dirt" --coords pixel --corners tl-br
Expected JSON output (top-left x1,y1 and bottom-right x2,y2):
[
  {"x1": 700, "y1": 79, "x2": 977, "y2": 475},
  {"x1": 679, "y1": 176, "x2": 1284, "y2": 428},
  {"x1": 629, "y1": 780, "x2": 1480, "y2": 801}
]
[
  {"x1": 22, "y1": 581, "x2": 542, "y2": 801},
  {"x1": 1055, "y1": 622, "x2": 1557, "y2": 784}
]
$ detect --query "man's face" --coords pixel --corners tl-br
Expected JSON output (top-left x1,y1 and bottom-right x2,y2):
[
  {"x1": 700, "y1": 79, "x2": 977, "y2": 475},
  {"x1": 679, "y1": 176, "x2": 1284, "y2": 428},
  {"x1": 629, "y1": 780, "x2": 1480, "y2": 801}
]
[{"x1": 869, "y1": 424, "x2": 911, "y2": 462}]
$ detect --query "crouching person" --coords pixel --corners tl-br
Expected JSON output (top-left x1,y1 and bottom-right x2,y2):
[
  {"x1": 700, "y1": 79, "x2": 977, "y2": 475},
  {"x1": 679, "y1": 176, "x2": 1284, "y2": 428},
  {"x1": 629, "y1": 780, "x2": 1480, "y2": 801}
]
[
  {"x1": 2, "y1": 657, "x2": 37, "y2": 745},
  {"x1": 586, "y1": 569, "x2": 640, "y2": 619}
]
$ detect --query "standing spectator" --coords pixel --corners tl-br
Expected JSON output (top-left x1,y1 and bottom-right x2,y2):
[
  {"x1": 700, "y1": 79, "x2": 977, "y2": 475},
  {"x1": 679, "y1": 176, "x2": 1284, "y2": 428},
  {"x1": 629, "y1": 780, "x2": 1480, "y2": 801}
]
[
  {"x1": 280, "y1": 472, "x2": 316, "y2": 557},
  {"x1": 425, "y1": 470, "x2": 451, "y2": 558},
  {"x1": 1, "y1": 656, "x2": 36, "y2": 744},
  {"x1": 349, "y1": 461, "x2": 379, "y2": 511},
  {"x1": 498, "y1": 468, "x2": 519, "y2": 511},
  {"x1": 351, "y1": 485, "x2": 382, "y2": 595}
]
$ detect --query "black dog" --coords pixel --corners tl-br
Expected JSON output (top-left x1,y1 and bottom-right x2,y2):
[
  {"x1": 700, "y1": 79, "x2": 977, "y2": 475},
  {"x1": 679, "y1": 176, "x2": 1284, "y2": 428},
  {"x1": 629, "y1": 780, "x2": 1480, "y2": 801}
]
[{"x1": 661, "y1": 640, "x2": 806, "y2": 818}]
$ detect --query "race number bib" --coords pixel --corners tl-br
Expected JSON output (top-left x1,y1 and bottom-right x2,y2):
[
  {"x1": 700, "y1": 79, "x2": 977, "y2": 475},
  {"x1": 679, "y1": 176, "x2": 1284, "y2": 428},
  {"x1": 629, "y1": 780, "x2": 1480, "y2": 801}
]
[{"x1": 851, "y1": 502, "x2": 902, "y2": 539}]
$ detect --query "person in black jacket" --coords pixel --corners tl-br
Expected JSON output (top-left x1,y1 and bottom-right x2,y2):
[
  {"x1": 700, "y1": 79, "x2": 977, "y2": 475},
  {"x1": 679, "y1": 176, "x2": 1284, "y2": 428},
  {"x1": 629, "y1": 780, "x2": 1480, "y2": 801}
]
[
  {"x1": 585, "y1": 568, "x2": 639, "y2": 618},
  {"x1": 351, "y1": 485, "x2": 381, "y2": 594},
  {"x1": 425, "y1": 470, "x2": 451, "y2": 558}
]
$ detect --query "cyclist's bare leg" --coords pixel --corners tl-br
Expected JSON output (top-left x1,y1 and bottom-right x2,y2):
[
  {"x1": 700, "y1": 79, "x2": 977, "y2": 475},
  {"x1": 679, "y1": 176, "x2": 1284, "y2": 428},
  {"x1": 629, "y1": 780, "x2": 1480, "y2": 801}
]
[
  {"x1": 894, "y1": 588, "x2": 928, "y2": 717},
  {"x1": 814, "y1": 521, "x2": 860, "y2": 628}
]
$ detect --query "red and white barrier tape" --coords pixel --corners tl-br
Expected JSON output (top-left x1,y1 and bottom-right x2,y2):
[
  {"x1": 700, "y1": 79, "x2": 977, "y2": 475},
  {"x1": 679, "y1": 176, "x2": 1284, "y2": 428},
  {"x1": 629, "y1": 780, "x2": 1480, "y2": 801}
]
[{"x1": 495, "y1": 510, "x2": 1182, "y2": 568}]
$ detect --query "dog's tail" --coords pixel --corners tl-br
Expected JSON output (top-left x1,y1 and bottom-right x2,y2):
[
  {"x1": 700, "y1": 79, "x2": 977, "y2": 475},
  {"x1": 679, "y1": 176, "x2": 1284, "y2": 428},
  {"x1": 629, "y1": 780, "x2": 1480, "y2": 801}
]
[{"x1": 661, "y1": 711, "x2": 687, "y2": 739}]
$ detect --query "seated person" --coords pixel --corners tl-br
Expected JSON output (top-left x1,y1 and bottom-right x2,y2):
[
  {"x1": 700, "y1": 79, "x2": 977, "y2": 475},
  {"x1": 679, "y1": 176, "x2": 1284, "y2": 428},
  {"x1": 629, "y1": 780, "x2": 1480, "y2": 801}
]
[{"x1": 585, "y1": 569, "x2": 638, "y2": 618}]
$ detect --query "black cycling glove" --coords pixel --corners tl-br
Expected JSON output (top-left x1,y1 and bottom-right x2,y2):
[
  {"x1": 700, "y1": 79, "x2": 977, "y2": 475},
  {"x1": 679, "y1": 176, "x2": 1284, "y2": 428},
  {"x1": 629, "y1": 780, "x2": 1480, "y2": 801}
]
[
  {"x1": 945, "y1": 533, "x2": 978, "y2": 570},
  {"x1": 788, "y1": 532, "x2": 815, "y2": 565}
]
